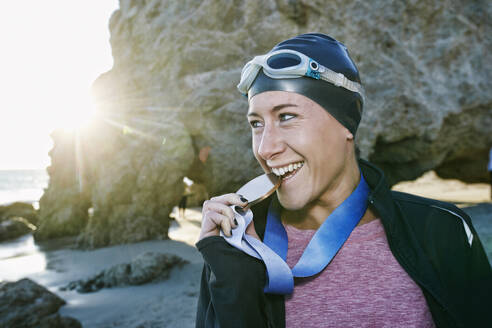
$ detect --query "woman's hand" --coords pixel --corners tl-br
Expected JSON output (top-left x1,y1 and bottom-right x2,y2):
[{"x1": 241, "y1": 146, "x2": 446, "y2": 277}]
[{"x1": 199, "y1": 193, "x2": 248, "y2": 241}]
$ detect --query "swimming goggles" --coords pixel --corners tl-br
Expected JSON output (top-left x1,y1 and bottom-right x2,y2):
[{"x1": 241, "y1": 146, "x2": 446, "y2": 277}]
[{"x1": 237, "y1": 49, "x2": 365, "y2": 102}]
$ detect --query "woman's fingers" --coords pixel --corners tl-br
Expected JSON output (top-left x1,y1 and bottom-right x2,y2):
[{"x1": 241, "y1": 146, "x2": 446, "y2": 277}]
[
  {"x1": 203, "y1": 200, "x2": 235, "y2": 221},
  {"x1": 199, "y1": 193, "x2": 247, "y2": 241},
  {"x1": 205, "y1": 210, "x2": 233, "y2": 236},
  {"x1": 209, "y1": 193, "x2": 248, "y2": 207},
  {"x1": 199, "y1": 210, "x2": 234, "y2": 240}
]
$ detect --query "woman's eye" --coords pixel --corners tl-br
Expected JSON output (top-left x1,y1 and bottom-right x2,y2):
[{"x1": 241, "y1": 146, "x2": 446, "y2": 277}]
[
  {"x1": 249, "y1": 120, "x2": 263, "y2": 128},
  {"x1": 279, "y1": 113, "x2": 295, "y2": 121}
]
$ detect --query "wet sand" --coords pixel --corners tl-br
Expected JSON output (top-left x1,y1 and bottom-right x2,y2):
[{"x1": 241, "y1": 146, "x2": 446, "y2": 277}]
[{"x1": 0, "y1": 207, "x2": 204, "y2": 328}]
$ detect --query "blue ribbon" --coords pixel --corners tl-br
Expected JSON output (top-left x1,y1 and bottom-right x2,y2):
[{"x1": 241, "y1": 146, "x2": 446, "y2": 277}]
[
  {"x1": 222, "y1": 173, "x2": 370, "y2": 294},
  {"x1": 265, "y1": 173, "x2": 370, "y2": 279}
]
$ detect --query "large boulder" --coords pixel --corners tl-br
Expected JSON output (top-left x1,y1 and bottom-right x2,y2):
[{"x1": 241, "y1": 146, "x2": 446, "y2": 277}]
[
  {"x1": 100, "y1": 0, "x2": 491, "y2": 188},
  {"x1": 40, "y1": 0, "x2": 491, "y2": 246},
  {"x1": 0, "y1": 278, "x2": 81, "y2": 328},
  {"x1": 75, "y1": 115, "x2": 195, "y2": 247},
  {"x1": 35, "y1": 129, "x2": 91, "y2": 241},
  {"x1": 0, "y1": 217, "x2": 36, "y2": 242},
  {"x1": 0, "y1": 202, "x2": 38, "y2": 226},
  {"x1": 61, "y1": 251, "x2": 188, "y2": 293}
]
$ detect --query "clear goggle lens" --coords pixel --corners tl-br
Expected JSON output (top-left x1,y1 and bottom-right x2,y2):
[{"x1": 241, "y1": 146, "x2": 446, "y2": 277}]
[{"x1": 266, "y1": 52, "x2": 302, "y2": 69}]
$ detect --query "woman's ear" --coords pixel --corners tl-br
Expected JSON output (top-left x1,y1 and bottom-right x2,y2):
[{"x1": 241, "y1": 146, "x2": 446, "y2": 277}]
[{"x1": 346, "y1": 132, "x2": 354, "y2": 140}]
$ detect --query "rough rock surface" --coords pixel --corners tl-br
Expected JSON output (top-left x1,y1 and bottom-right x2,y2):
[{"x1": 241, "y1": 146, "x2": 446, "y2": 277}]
[
  {"x1": 36, "y1": 129, "x2": 91, "y2": 242},
  {"x1": 101, "y1": 0, "x2": 491, "y2": 187},
  {"x1": 76, "y1": 114, "x2": 194, "y2": 247},
  {"x1": 0, "y1": 217, "x2": 36, "y2": 242},
  {"x1": 0, "y1": 278, "x2": 82, "y2": 328},
  {"x1": 39, "y1": 0, "x2": 491, "y2": 245},
  {"x1": 0, "y1": 202, "x2": 38, "y2": 226},
  {"x1": 61, "y1": 251, "x2": 187, "y2": 293},
  {"x1": 184, "y1": 181, "x2": 209, "y2": 208}
]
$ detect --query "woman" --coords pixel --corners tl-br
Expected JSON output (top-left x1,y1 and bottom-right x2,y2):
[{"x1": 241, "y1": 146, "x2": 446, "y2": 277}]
[{"x1": 195, "y1": 33, "x2": 491, "y2": 328}]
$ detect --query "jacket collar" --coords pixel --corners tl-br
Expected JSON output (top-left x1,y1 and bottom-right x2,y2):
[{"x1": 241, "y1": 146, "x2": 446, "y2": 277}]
[{"x1": 358, "y1": 158, "x2": 398, "y2": 231}]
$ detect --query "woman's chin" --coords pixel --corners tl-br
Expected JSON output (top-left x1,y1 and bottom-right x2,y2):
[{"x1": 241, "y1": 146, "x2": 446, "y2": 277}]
[{"x1": 277, "y1": 192, "x2": 308, "y2": 211}]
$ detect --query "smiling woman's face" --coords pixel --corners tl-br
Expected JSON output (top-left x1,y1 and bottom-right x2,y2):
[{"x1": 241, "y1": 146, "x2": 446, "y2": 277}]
[{"x1": 247, "y1": 91, "x2": 355, "y2": 210}]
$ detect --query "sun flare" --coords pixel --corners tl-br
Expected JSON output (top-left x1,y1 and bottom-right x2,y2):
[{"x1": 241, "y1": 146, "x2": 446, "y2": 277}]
[
  {"x1": 0, "y1": 0, "x2": 118, "y2": 170},
  {"x1": 52, "y1": 94, "x2": 98, "y2": 132}
]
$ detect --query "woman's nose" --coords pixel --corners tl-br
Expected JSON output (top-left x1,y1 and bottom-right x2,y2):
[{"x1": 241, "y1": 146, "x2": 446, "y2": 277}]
[{"x1": 257, "y1": 125, "x2": 284, "y2": 160}]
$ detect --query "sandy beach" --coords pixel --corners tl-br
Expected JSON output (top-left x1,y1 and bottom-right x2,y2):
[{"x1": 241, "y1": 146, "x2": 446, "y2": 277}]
[
  {"x1": 392, "y1": 170, "x2": 491, "y2": 206},
  {"x1": 0, "y1": 207, "x2": 204, "y2": 328},
  {"x1": 0, "y1": 172, "x2": 491, "y2": 328}
]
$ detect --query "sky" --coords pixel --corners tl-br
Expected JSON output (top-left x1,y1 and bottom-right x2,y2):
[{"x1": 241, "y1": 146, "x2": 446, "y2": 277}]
[{"x1": 0, "y1": 1, "x2": 119, "y2": 170}]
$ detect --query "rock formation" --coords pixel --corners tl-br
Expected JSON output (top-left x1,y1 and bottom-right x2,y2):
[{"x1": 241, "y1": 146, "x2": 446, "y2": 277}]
[
  {"x1": 39, "y1": 0, "x2": 491, "y2": 246},
  {"x1": 61, "y1": 251, "x2": 187, "y2": 293},
  {"x1": 0, "y1": 278, "x2": 81, "y2": 328},
  {"x1": 36, "y1": 129, "x2": 91, "y2": 241},
  {"x1": 0, "y1": 217, "x2": 36, "y2": 242},
  {"x1": 0, "y1": 202, "x2": 38, "y2": 226}
]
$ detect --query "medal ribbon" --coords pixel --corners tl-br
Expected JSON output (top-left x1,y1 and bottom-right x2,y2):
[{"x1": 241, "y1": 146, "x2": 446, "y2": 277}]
[{"x1": 222, "y1": 173, "x2": 370, "y2": 294}]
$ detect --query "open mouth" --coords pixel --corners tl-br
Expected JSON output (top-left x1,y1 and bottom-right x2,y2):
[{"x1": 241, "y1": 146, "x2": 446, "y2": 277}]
[{"x1": 270, "y1": 161, "x2": 304, "y2": 181}]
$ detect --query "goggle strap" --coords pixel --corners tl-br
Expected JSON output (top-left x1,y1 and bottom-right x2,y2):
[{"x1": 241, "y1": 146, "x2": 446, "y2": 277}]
[
  {"x1": 319, "y1": 68, "x2": 365, "y2": 102},
  {"x1": 237, "y1": 62, "x2": 262, "y2": 95}
]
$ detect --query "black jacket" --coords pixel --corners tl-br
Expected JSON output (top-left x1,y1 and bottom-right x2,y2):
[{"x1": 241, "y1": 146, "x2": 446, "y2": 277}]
[{"x1": 195, "y1": 160, "x2": 492, "y2": 328}]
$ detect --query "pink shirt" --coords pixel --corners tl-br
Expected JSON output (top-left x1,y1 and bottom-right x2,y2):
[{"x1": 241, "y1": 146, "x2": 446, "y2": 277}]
[{"x1": 284, "y1": 218, "x2": 435, "y2": 328}]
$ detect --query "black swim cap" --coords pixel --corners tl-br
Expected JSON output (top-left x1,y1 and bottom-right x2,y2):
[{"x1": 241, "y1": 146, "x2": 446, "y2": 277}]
[{"x1": 248, "y1": 33, "x2": 363, "y2": 136}]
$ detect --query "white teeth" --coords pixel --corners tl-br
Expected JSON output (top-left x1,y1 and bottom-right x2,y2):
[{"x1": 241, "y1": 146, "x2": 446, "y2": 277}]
[{"x1": 270, "y1": 161, "x2": 304, "y2": 177}]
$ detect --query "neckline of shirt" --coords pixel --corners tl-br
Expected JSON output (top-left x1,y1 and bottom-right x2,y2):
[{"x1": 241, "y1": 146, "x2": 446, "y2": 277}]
[{"x1": 284, "y1": 217, "x2": 384, "y2": 244}]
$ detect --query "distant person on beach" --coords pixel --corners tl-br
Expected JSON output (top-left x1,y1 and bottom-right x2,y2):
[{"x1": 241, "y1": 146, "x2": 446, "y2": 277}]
[
  {"x1": 178, "y1": 195, "x2": 187, "y2": 219},
  {"x1": 195, "y1": 34, "x2": 492, "y2": 328},
  {"x1": 178, "y1": 178, "x2": 194, "y2": 219}
]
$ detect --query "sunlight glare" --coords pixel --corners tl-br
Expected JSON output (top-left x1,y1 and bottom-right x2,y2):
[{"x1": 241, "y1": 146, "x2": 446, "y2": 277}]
[
  {"x1": 0, "y1": 234, "x2": 46, "y2": 282},
  {"x1": 0, "y1": 253, "x2": 47, "y2": 282},
  {"x1": 0, "y1": 0, "x2": 119, "y2": 169},
  {"x1": 53, "y1": 92, "x2": 98, "y2": 132}
]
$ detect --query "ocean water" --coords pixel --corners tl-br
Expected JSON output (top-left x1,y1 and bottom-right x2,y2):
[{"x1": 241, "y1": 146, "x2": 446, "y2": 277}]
[
  {"x1": 0, "y1": 169, "x2": 49, "y2": 207},
  {"x1": 0, "y1": 169, "x2": 49, "y2": 280}
]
